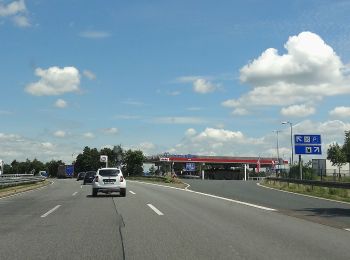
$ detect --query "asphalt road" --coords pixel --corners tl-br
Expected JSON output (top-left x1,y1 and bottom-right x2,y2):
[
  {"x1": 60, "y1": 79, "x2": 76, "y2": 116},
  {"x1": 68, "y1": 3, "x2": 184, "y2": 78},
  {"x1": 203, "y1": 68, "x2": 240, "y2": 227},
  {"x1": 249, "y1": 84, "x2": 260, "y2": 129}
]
[
  {"x1": 184, "y1": 179, "x2": 350, "y2": 229},
  {"x1": 1, "y1": 179, "x2": 350, "y2": 260}
]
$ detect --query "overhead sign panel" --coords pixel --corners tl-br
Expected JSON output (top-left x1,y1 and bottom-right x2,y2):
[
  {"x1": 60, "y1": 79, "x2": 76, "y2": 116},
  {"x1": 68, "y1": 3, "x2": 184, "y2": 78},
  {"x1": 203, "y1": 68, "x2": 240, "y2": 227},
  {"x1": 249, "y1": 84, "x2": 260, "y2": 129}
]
[
  {"x1": 294, "y1": 134, "x2": 321, "y2": 145},
  {"x1": 295, "y1": 145, "x2": 322, "y2": 155},
  {"x1": 185, "y1": 163, "x2": 196, "y2": 171}
]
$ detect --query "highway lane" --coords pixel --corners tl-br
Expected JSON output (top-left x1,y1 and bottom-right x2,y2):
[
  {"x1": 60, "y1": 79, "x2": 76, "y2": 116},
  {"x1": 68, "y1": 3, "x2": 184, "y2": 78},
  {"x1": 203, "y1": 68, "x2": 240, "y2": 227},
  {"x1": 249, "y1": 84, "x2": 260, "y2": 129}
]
[
  {"x1": 184, "y1": 179, "x2": 350, "y2": 229},
  {"x1": 1, "y1": 179, "x2": 350, "y2": 259}
]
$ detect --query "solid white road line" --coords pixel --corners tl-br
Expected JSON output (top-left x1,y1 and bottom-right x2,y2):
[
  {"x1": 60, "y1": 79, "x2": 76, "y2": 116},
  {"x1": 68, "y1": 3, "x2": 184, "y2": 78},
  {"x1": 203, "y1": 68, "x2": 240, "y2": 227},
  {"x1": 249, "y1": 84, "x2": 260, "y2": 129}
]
[
  {"x1": 129, "y1": 191, "x2": 136, "y2": 195},
  {"x1": 147, "y1": 204, "x2": 164, "y2": 216},
  {"x1": 41, "y1": 205, "x2": 61, "y2": 218},
  {"x1": 344, "y1": 228, "x2": 350, "y2": 232},
  {"x1": 129, "y1": 180, "x2": 276, "y2": 212},
  {"x1": 72, "y1": 192, "x2": 78, "y2": 196}
]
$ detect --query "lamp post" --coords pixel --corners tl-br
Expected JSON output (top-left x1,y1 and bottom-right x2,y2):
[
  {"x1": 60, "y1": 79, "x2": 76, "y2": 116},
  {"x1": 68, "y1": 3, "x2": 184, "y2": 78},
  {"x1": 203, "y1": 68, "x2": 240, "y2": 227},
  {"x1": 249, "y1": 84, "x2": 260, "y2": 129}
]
[
  {"x1": 273, "y1": 130, "x2": 281, "y2": 175},
  {"x1": 282, "y1": 121, "x2": 293, "y2": 166}
]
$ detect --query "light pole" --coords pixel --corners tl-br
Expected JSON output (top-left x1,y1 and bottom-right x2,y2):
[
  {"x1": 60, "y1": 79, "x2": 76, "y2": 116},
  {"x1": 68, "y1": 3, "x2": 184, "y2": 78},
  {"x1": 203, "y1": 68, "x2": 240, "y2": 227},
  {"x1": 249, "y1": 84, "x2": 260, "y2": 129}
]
[
  {"x1": 273, "y1": 130, "x2": 281, "y2": 175},
  {"x1": 282, "y1": 121, "x2": 293, "y2": 166}
]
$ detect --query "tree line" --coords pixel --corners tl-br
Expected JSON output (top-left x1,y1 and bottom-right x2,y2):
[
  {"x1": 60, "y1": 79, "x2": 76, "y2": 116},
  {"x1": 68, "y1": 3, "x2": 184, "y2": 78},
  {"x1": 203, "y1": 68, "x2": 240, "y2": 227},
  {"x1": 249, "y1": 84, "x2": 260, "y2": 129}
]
[{"x1": 2, "y1": 145, "x2": 145, "y2": 177}]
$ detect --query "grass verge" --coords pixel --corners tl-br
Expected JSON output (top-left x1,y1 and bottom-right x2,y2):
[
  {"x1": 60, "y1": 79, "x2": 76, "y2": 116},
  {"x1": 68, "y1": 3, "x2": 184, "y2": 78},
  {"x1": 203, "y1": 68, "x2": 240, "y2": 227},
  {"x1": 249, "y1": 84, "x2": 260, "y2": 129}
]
[
  {"x1": 126, "y1": 176, "x2": 187, "y2": 189},
  {"x1": 0, "y1": 180, "x2": 51, "y2": 198},
  {"x1": 262, "y1": 179, "x2": 350, "y2": 203}
]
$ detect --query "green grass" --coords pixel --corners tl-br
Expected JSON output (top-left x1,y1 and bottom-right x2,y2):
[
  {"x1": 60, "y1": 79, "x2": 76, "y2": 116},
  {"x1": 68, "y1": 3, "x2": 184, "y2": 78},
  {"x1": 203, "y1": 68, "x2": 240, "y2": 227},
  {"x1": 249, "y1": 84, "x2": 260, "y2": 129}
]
[
  {"x1": 263, "y1": 180, "x2": 350, "y2": 203},
  {"x1": 126, "y1": 176, "x2": 187, "y2": 189},
  {"x1": 0, "y1": 180, "x2": 50, "y2": 198}
]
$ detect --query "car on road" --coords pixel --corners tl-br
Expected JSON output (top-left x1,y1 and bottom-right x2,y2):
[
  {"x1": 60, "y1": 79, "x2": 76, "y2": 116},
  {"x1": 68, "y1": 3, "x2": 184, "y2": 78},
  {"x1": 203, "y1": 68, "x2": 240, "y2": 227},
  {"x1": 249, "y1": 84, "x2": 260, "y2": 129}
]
[
  {"x1": 92, "y1": 168, "x2": 126, "y2": 197},
  {"x1": 76, "y1": 172, "x2": 85, "y2": 181},
  {"x1": 83, "y1": 171, "x2": 96, "y2": 185}
]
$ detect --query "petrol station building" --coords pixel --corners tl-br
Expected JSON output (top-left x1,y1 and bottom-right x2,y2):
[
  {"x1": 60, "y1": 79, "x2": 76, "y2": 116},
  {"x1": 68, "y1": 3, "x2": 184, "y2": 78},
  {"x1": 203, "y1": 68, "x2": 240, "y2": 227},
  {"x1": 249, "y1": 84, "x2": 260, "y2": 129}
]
[{"x1": 145, "y1": 153, "x2": 288, "y2": 180}]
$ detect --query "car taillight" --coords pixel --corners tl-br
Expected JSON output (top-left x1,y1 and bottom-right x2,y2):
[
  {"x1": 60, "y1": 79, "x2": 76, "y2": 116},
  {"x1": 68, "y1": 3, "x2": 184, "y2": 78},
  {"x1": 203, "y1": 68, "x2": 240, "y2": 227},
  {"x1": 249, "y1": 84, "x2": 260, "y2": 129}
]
[
  {"x1": 120, "y1": 176, "x2": 124, "y2": 182},
  {"x1": 95, "y1": 176, "x2": 99, "y2": 182}
]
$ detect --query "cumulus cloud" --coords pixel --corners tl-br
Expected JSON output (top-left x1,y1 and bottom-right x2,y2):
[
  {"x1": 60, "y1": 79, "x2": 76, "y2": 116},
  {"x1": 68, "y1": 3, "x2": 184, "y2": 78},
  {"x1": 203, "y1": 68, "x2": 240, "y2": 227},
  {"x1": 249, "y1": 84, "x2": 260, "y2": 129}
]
[
  {"x1": 280, "y1": 104, "x2": 315, "y2": 117},
  {"x1": 25, "y1": 66, "x2": 80, "y2": 96},
  {"x1": 79, "y1": 30, "x2": 111, "y2": 39},
  {"x1": 185, "y1": 128, "x2": 197, "y2": 137},
  {"x1": 54, "y1": 99, "x2": 68, "y2": 108},
  {"x1": 83, "y1": 132, "x2": 95, "y2": 139},
  {"x1": 102, "y1": 128, "x2": 118, "y2": 135},
  {"x1": 0, "y1": 0, "x2": 30, "y2": 27},
  {"x1": 0, "y1": 132, "x2": 80, "y2": 163},
  {"x1": 193, "y1": 79, "x2": 218, "y2": 94},
  {"x1": 83, "y1": 70, "x2": 96, "y2": 80},
  {"x1": 232, "y1": 108, "x2": 249, "y2": 116},
  {"x1": 223, "y1": 31, "x2": 350, "y2": 113},
  {"x1": 53, "y1": 130, "x2": 66, "y2": 138},
  {"x1": 329, "y1": 106, "x2": 350, "y2": 118}
]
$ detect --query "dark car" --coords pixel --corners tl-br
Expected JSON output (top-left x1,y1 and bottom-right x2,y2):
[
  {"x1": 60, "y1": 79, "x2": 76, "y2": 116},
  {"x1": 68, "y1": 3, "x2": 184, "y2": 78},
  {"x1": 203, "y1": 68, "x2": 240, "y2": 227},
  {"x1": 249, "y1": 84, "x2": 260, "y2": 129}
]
[
  {"x1": 83, "y1": 171, "x2": 96, "y2": 185},
  {"x1": 76, "y1": 172, "x2": 85, "y2": 181}
]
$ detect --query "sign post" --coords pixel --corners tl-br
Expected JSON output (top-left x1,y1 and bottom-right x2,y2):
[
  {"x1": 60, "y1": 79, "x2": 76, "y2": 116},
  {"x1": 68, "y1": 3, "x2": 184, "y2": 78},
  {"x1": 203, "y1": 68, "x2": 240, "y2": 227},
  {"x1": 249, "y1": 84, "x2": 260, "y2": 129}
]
[
  {"x1": 100, "y1": 155, "x2": 108, "y2": 168},
  {"x1": 294, "y1": 134, "x2": 322, "y2": 180}
]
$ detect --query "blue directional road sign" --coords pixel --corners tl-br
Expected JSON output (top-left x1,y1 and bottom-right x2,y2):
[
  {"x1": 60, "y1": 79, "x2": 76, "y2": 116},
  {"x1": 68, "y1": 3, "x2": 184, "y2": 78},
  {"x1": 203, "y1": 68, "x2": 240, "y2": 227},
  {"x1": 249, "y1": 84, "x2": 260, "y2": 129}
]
[
  {"x1": 185, "y1": 163, "x2": 196, "y2": 172},
  {"x1": 294, "y1": 134, "x2": 321, "y2": 145},
  {"x1": 295, "y1": 145, "x2": 322, "y2": 155}
]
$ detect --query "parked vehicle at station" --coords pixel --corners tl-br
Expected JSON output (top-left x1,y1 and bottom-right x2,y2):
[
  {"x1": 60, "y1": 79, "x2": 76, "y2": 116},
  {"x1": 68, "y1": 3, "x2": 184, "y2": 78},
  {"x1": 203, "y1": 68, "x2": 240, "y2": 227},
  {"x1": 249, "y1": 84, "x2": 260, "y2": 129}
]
[
  {"x1": 76, "y1": 172, "x2": 85, "y2": 181},
  {"x1": 92, "y1": 168, "x2": 126, "y2": 197},
  {"x1": 83, "y1": 171, "x2": 96, "y2": 185}
]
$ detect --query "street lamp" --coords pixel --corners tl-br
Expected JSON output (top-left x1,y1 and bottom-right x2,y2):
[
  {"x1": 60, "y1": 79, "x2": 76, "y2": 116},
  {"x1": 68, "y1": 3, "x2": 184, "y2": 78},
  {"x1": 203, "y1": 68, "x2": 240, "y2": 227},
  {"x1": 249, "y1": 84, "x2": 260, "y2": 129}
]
[
  {"x1": 282, "y1": 121, "x2": 293, "y2": 166},
  {"x1": 273, "y1": 130, "x2": 281, "y2": 175}
]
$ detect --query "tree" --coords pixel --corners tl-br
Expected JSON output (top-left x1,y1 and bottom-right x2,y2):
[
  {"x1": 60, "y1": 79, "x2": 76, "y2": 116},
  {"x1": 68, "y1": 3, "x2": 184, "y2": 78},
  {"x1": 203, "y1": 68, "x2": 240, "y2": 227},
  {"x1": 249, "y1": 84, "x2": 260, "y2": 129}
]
[
  {"x1": 343, "y1": 131, "x2": 350, "y2": 163},
  {"x1": 327, "y1": 143, "x2": 347, "y2": 179},
  {"x1": 45, "y1": 160, "x2": 64, "y2": 177},
  {"x1": 123, "y1": 150, "x2": 145, "y2": 176}
]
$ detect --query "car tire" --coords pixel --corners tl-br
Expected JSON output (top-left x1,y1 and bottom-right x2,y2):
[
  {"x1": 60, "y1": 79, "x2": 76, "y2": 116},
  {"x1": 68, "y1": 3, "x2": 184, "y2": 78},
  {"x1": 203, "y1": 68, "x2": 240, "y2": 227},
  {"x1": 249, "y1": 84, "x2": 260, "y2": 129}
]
[
  {"x1": 92, "y1": 188, "x2": 98, "y2": 197},
  {"x1": 120, "y1": 188, "x2": 126, "y2": 197}
]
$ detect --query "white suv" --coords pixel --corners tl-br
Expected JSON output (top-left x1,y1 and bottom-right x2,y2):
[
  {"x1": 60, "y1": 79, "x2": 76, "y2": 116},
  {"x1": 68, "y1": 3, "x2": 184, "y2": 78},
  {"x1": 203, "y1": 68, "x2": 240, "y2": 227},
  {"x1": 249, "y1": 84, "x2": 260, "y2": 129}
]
[{"x1": 92, "y1": 168, "x2": 126, "y2": 197}]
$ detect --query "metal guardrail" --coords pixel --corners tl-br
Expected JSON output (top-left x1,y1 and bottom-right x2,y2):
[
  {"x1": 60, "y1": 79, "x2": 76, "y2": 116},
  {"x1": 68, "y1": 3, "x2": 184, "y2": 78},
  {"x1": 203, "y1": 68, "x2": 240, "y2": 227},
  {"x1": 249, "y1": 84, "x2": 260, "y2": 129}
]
[
  {"x1": 266, "y1": 177, "x2": 350, "y2": 189},
  {"x1": 0, "y1": 175, "x2": 46, "y2": 189}
]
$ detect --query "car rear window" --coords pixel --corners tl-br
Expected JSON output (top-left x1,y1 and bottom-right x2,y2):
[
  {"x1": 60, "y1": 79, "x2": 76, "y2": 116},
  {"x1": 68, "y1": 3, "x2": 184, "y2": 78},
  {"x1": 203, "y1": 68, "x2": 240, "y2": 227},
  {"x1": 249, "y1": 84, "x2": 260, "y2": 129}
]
[
  {"x1": 99, "y1": 169, "x2": 120, "y2": 176},
  {"x1": 85, "y1": 172, "x2": 95, "y2": 177}
]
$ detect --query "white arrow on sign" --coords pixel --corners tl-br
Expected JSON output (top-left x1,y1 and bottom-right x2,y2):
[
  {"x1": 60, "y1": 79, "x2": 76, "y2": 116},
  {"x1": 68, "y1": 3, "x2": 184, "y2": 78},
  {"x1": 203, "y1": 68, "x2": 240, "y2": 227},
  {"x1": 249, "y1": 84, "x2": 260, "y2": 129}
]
[
  {"x1": 296, "y1": 136, "x2": 302, "y2": 142},
  {"x1": 314, "y1": 147, "x2": 320, "y2": 153}
]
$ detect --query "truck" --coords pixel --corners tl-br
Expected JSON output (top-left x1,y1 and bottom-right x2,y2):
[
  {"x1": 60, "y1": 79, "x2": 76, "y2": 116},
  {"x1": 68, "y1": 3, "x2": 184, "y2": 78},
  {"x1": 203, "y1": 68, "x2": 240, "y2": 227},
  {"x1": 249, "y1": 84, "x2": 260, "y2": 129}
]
[{"x1": 57, "y1": 165, "x2": 74, "y2": 178}]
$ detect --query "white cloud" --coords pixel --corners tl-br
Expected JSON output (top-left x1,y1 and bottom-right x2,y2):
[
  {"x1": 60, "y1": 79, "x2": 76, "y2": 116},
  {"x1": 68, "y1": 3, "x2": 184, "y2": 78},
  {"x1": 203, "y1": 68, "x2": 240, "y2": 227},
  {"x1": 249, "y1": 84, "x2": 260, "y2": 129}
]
[
  {"x1": 329, "y1": 106, "x2": 350, "y2": 118},
  {"x1": 0, "y1": 132, "x2": 81, "y2": 163},
  {"x1": 12, "y1": 15, "x2": 29, "y2": 27},
  {"x1": 280, "y1": 104, "x2": 315, "y2": 117},
  {"x1": 0, "y1": 0, "x2": 30, "y2": 27},
  {"x1": 25, "y1": 66, "x2": 80, "y2": 96},
  {"x1": 0, "y1": 0, "x2": 26, "y2": 16},
  {"x1": 83, "y1": 132, "x2": 95, "y2": 139},
  {"x1": 83, "y1": 70, "x2": 96, "y2": 80},
  {"x1": 185, "y1": 128, "x2": 197, "y2": 137},
  {"x1": 54, "y1": 99, "x2": 68, "y2": 108},
  {"x1": 79, "y1": 30, "x2": 111, "y2": 39},
  {"x1": 193, "y1": 78, "x2": 218, "y2": 94},
  {"x1": 152, "y1": 116, "x2": 207, "y2": 125},
  {"x1": 53, "y1": 130, "x2": 66, "y2": 138},
  {"x1": 232, "y1": 108, "x2": 249, "y2": 116},
  {"x1": 223, "y1": 32, "x2": 350, "y2": 113},
  {"x1": 102, "y1": 128, "x2": 118, "y2": 135},
  {"x1": 176, "y1": 76, "x2": 202, "y2": 83}
]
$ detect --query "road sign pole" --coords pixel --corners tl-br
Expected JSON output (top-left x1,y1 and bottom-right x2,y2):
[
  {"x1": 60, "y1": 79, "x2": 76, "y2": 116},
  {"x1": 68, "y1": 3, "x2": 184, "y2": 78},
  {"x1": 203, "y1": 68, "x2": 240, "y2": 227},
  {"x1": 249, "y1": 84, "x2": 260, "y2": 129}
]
[{"x1": 299, "y1": 155, "x2": 302, "y2": 180}]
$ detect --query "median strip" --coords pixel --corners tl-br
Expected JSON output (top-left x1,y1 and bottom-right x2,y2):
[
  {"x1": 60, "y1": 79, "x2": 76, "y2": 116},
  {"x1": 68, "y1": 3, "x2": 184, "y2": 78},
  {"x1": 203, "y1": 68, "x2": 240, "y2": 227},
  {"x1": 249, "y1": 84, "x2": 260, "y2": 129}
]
[
  {"x1": 41, "y1": 205, "x2": 61, "y2": 218},
  {"x1": 147, "y1": 204, "x2": 164, "y2": 215}
]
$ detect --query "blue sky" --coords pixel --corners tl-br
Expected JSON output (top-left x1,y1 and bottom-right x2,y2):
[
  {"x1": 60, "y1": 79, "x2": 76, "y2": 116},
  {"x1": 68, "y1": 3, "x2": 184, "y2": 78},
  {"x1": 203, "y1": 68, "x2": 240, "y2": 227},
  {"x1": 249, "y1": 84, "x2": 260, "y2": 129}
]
[{"x1": 1, "y1": 0, "x2": 350, "y2": 163}]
